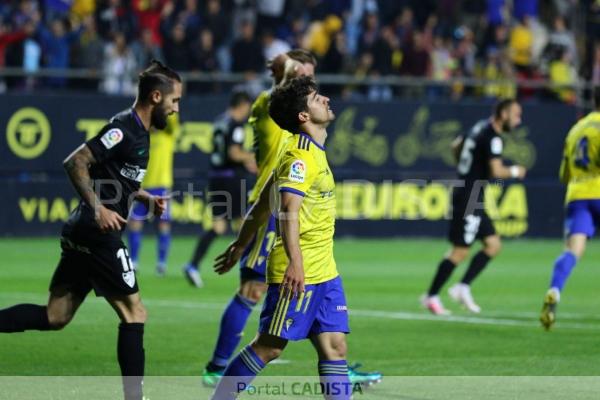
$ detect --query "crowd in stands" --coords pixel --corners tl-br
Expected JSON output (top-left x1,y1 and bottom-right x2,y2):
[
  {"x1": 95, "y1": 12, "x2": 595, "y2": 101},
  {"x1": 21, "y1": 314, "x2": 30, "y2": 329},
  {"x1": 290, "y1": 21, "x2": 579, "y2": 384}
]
[{"x1": 0, "y1": 0, "x2": 596, "y2": 102}]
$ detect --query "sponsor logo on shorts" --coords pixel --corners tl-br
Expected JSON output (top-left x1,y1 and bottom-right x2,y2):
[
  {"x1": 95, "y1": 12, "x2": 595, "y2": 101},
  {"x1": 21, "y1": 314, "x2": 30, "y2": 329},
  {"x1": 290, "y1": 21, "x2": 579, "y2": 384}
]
[
  {"x1": 120, "y1": 163, "x2": 146, "y2": 182},
  {"x1": 285, "y1": 318, "x2": 294, "y2": 330},
  {"x1": 336, "y1": 305, "x2": 347, "y2": 311},
  {"x1": 100, "y1": 128, "x2": 124, "y2": 149},
  {"x1": 289, "y1": 160, "x2": 306, "y2": 183}
]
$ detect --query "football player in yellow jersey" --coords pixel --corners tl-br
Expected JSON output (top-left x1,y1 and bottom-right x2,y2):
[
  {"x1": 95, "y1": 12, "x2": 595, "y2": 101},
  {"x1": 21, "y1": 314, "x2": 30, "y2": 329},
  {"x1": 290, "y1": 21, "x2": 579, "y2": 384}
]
[
  {"x1": 210, "y1": 76, "x2": 361, "y2": 400},
  {"x1": 200, "y1": 50, "x2": 318, "y2": 384},
  {"x1": 128, "y1": 113, "x2": 179, "y2": 276},
  {"x1": 540, "y1": 88, "x2": 600, "y2": 330}
]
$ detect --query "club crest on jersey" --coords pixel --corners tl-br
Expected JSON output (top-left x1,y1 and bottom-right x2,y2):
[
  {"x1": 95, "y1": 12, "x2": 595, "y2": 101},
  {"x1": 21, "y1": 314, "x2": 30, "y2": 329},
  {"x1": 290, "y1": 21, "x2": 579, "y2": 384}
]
[
  {"x1": 122, "y1": 271, "x2": 135, "y2": 288},
  {"x1": 100, "y1": 128, "x2": 124, "y2": 149},
  {"x1": 289, "y1": 160, "x2": 306, "y2": 183},
  {"x1": 120, "y1": 163, "x2": 146, "y2": 182}
]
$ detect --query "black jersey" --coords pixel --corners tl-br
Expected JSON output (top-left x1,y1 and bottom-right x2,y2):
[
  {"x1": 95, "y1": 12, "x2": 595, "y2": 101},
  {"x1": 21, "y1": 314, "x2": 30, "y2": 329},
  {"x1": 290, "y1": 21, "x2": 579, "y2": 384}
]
[
  {"x1": 455, "y1": 119, "x2": 503, "y2": 202},
  {"x1": 209, "y1": 112, "x2": 247, "y2": 174},
  {"x1": 63, "y1": 108, "x2": 149, "y2": 242}
]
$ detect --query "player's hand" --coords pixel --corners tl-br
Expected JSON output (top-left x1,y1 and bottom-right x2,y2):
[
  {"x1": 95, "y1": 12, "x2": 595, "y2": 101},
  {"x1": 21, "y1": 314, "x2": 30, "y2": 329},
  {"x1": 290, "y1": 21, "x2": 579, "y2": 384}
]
[
  {"x1": 152, "y1": 195, "x2": 170, "y2": 217},
  {"x1": 282, "y1": 261, "x2": 304, "y2": 299},
  {"x1": 214, "y1": 241, "x2": 245, "y2": 275},
  {"x1": 95, "y1": 206, "x2": 127, "y2": 233}
]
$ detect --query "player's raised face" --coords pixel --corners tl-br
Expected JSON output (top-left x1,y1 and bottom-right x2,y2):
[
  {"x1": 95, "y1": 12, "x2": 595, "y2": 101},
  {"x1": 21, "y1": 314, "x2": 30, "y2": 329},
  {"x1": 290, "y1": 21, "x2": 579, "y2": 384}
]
[{"x1": 306, "y1": 90, "x2": 334, "y2": 125}]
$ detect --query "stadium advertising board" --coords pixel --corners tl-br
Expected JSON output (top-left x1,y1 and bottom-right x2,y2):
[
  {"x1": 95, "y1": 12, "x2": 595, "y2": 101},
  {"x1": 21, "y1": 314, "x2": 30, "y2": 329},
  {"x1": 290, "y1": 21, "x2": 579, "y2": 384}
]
[{"x1": 1, "y1": 95, "x2": 576, "y2": 238}]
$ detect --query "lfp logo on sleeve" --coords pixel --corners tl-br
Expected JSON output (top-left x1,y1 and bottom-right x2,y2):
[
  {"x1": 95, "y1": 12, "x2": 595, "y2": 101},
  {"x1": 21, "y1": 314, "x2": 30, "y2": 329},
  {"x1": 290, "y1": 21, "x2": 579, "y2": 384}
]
[
  {"x1": 100, "y1": 128, "x2": 124, "y2": 149},
  {"x1": 289, "y1": 160, "x2": 306, "y2": 183}
]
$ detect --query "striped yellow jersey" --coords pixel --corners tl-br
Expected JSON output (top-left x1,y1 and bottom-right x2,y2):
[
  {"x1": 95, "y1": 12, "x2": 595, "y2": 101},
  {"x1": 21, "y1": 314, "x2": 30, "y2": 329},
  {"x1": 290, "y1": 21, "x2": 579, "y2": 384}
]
[
  {"x1": 142, "y1": 114, "x2": 179, "y2": 189},
  {"x1": 560, "y1": 111, "x2": 600, "y2": 203},
  {"x1": 248, "y1": 90, "x2": 293, "y2": 203},
  {"x1": 268, "y1": 133, "x2": 338, "y2": 285}
]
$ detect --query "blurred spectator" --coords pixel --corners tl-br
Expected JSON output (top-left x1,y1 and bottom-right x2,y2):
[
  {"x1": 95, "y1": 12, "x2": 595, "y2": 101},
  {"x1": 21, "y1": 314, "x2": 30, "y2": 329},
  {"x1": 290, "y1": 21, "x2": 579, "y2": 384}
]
[
  {"x1": 256, "y1": 0, "x2": 286, "y2": 34},
  {"x1": 509, "y1": 16, "x2": 534, "y2": 72},
  {"x1": 11, "y1": 0, "x2": 38, "y2": 29},
  {"x1": 482, "y1": 47, "x2": 516, "y2": 99},
  {"x1": 96, "y1": 0, "x2": 137, "y2": 41},
  {"x1": 513, "y1": 0, "x2": 539, "y2": 21},
  {"x1": 101, "y1": 32, "x2": 137, "y2": 95},
  {"x1": 177, "y1": 0, "x2": 202, "y2": 39},
  {"x1": 371, "y1": 26, "x2": 399, "y2": 76},
  {"x1": 203, "y1": 0, "x2": 230, "y2": 48},
  {"x1": 71, "y1": 0, "x2": 96, "y2": 20},
  {"x1": 43, "y1": 0, "x2": 71, "y2": 23},
  {"x1": 304, "y1": 14, "x2": 343, "y2": 58},
  {"x1": 430, "y1": 35, "x2": 454, "y2": 81},
  {"x1": 163, "y1": 23, "x2": 191, "y2": 71},
  {"x1": 133, "y1": 0, "x2": 166, "y2": 46},
  {"x1": 357, "y1": 11, "x2": 379, "y2": 55},
  {"x1": 453, "y1": 26, "x2": 477, "y2": 77},
  {"x1": 399, "y1": 30, "x2": 431, "y2": 77},
  {"x1": 191, "y1": 28, "x2": 219, "y2": 72},
  {"x1": 548, "y1": 47, "x2": 577, "y2": 103},
  {"x1": 36, "y1": 17, "x2": 83, "y2": 87},
  {"x1": 486, "y1": 0, "x2": 506, "y2": 26},
  {"x1": 0, "y1": 17, "x2": 28, "y2": 68},
  {"x1": 591, "y1": 42, "x2": 600, "y2": 85},
  {"x1": 131, "y1": 28, "x2": 164, "y2": 70},
  {"x1": 278, "y1": 15, "x2": 305, "y2": 48},
  {"x1": 261, "y1": 28, "x2": 290, "y2": 63},
  {"x1": 546, "y1": 15, "x2": 577, "y2": 68},
  {"x1": 230, "y1": 18, "x2": 264, "y2": 74},
  {"x1": 393, "y1": 7, "x2": 414, "y2": 45},
  {"x1": 71, "y1": 16, "x2": 104, "y2": 88}
]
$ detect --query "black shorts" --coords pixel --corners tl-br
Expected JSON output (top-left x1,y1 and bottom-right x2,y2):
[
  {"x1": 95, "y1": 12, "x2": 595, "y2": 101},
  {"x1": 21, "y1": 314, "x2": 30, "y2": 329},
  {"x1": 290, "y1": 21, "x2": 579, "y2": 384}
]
[
  {"x1": 208, "y1": 177, "x2": 246, "y2": 219},
  {"x1": 49, "y1": 236, "x2": 138, "y2": 298},
  {"x1": 448, "y1": 197, "x2": 496, "y2": 247}
]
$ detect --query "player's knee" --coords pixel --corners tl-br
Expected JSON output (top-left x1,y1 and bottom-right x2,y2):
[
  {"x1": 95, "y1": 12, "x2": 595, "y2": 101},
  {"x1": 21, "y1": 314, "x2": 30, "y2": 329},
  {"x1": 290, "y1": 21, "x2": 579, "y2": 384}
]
[
  {"x1": 485, "y1": 239, "x2": 502, "y2": 257},
  {"x1": 122, "y1": 303, "x2": 147, "y2": 323},
  {"x1": 240, "y1": 283, "x2": 267, "y2": 303},
  {"x1": 252, "y1": 344, "x2": 282, "y2": 363},
  {"x1": 47, "y1": 311, "x2": 73, "y2": 330},
  {"x1": 448, "y1": 248, "x2": 469, "y2": 264},
  {"x1": 327, "y1": 337, "x2": 348, "y2": 360}
]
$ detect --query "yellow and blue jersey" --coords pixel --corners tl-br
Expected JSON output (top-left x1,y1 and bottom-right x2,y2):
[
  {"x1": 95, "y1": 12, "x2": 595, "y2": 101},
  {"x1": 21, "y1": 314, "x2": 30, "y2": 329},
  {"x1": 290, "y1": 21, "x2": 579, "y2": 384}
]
[
  {"x1": 142, "y1": 114, "x2": 179, "y2": 190},
  {"x1": 268, "y1": 133, "x2": 337, "y2": 285},
  {"x1": 560, "y1": 111, "x2": 600, "y2": 203},
  {"x1": 248, "y1": 90, "x2": 293, "y2": 203}
]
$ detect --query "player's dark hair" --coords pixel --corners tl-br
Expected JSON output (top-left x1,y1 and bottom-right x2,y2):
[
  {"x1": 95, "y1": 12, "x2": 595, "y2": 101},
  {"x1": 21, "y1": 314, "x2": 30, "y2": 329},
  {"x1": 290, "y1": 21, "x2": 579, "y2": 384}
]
[
  {"x1": 137, "y1": 60, "x2": 181, "y2": 102},
  {"x1": 593, "y1": 87, "x2": 600, "y2": 110},
  {"x1": 287, "y1": 49, "x2": 317, "y2": 67},
  {"x1": 269, "y1": 76, "x2": 317, "y2": 133},
  {"x1": 493, "y1": 98, "x2": 517, "y2": 119},
  {"x1": 229, "y1": 90, "x2": 252, "y2": 108}
]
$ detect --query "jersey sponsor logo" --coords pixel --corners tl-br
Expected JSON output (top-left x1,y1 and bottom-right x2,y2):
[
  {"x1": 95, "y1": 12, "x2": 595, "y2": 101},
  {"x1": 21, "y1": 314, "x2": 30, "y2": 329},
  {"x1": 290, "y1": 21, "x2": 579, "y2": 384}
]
[
  {"x1": 491, "y1": 137, "x2": 503, "y2": 155},
  {"x1": 232, "y1": 126, "x2": 245, "y2": 143},
  {"x1": 120, "y1": 163, "x2": 146, "y2": 182},
  {"x1": 100, "y1": 128, "x2": 124, "y2": 149},
  {"x1": 289, "y1": 160, "x2": 306, "y2": 183},
  {"x1": 285, "y1": 318, "x2": 293, "y2": 330}
]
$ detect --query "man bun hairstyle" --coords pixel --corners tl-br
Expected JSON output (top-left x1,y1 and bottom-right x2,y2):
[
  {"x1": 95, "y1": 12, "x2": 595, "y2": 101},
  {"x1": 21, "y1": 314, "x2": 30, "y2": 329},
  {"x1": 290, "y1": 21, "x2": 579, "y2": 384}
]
[
  {"x1": 138, "y1": 60, "x2": 181, "y2": 103},
  {"x1": 269, "y1": 76, "x2": 317, "y2": 133}
]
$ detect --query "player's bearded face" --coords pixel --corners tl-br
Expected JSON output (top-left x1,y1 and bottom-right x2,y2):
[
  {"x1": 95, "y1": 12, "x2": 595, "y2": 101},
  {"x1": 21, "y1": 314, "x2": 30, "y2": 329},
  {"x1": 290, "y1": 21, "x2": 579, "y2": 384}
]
[{"x1": 151, "y1": 99, "x2": 169, "y2": 130}]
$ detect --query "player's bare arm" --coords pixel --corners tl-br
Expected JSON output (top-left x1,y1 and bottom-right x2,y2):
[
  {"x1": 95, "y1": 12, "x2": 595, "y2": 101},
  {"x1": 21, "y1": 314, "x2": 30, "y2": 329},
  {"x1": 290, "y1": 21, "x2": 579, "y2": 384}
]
[
  {"x1": 489, "y1": 158, "x2": 527, "y2": 180},
  {"x1": 214, "y1": 174, "x2": 275, "y2": 274},
  {"x1": 63, "y1": 144, "x2": 126, "y2": 232},
  {"x1": 279, "y1": 191, "x2": 305, "y2": 297},
  {"x1": 559, "y1": 155, "x2": 570, "y2": 184}
]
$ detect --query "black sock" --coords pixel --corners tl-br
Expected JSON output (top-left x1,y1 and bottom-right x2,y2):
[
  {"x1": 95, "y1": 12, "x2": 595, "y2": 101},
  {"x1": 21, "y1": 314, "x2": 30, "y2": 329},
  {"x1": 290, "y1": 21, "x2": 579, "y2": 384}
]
[
  {"x1": 118, "y1": 323, "x2": 145, "y2": 400},
  {"x1": 190, "y1": 230, "x2": 218, "y2": 269},
  {"x1": 427, "y1": 259, "x2": 456, "y2": 296},
  {"x1": 461, "y1": 251, "x2": 491, "y2": 285},
  {"x1": 0, "y1": 304, "x2": 51, "y2": 332}
]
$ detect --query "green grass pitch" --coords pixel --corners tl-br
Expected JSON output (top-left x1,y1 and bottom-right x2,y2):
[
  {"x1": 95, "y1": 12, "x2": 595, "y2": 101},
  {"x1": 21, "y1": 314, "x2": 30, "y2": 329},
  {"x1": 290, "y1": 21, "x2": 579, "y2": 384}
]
[{"x1": 1, "y1": 237, "x2": 600, "y2": 398}]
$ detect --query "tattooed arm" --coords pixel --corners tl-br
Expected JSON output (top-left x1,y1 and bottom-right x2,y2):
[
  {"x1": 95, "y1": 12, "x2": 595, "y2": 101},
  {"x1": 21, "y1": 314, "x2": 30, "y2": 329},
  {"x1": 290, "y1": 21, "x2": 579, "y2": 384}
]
[{"x1": 63, "y1": 144, "x2": 126, "y2": 232}]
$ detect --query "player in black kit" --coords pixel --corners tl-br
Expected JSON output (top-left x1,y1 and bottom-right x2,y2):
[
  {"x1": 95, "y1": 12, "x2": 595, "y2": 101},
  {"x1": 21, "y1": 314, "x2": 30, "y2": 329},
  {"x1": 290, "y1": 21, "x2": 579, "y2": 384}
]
[
  {"x1": 0, "y1": 61, "x2": 182, "y2": 400},
  {"x1": 184, "y1": 91, "x2": 255, "y2": 287},
  {"x1": 421, "y1": 99, "x2": 527, "y2": 315}
]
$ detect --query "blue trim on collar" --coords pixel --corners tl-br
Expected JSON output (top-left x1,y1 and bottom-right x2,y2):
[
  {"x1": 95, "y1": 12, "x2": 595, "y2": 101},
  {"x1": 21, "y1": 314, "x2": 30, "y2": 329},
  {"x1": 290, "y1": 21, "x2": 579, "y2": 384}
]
[
  {"x1": 300, "y1": 132, "x2": 325, "y2": 151},
  {"x1": 279, "y1": 187, "x2": 306, "y2": 197},
  {"x1": 131, "y1": 108, "x2": 147, "y2": 131}
]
